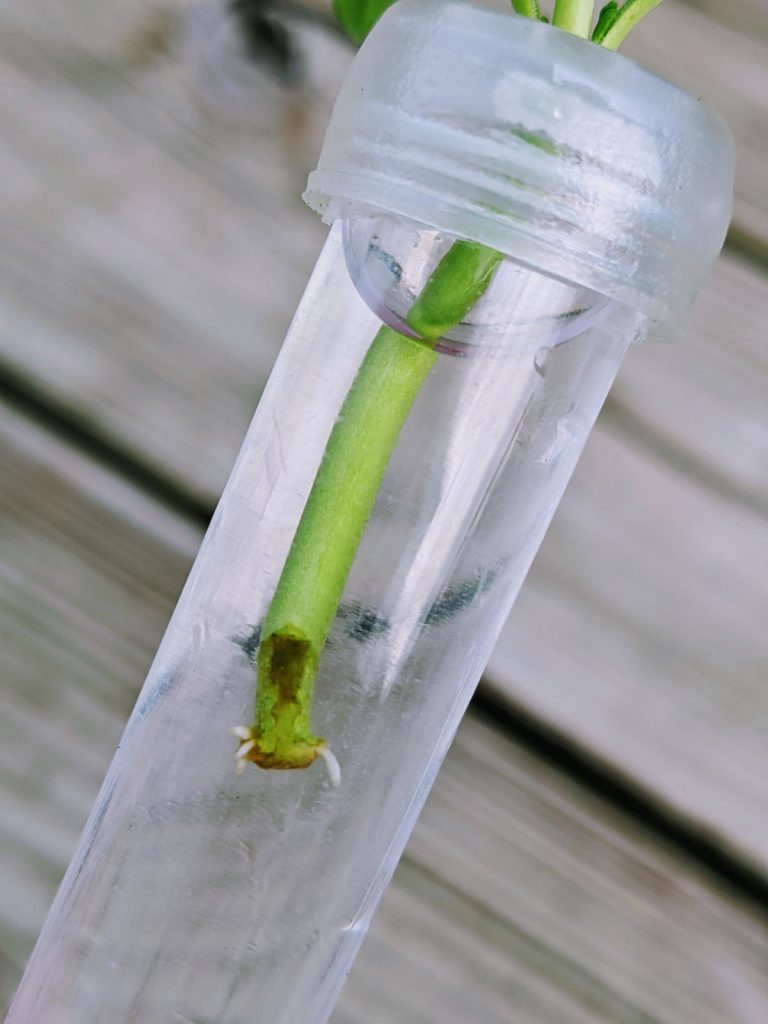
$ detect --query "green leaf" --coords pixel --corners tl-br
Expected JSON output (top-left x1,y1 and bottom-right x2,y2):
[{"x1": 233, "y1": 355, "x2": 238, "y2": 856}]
[
  {"x1": 332, "y1": 0, "x2": 399, "y2": 44},
  {"x1": 591, "y1": 1, "x2": 620, "y2": 42},
  {"x1": 595, "y1": 0, "x2": 664, "y2": 50}
]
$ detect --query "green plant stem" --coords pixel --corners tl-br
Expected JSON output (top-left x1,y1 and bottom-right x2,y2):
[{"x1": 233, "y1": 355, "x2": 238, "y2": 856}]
[
  {"x1": 591, "y1": 1, "x2": 619, "y2": 42},
  {"x1": 552, "y1": 0, "x2": 595, "y2": 36},
  {"x1": 238, "y1": 242, "x2": 503, "y2": 771},
  {"x1": 595, "y1": 0, "x2": 663, "y2": 49},
  {"x1": 510, "y1": 0, "x2": 545, "y2": 20}
]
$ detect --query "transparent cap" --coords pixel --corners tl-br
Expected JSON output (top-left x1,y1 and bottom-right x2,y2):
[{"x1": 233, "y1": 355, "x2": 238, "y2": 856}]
[{"x1": 304, "y1": 0, "x2": 735, "y2": 338}]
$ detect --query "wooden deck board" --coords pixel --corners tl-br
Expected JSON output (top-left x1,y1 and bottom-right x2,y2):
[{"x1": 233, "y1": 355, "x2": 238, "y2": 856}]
[
  {"x1": 610, "y1": 250, "x2": 768, "y2": 516},
  {"x1": 1, "y1": 403, "x2": 767, "y2": 1022},
  {"x1": 488, "y1": 422, "x2": 768, "y2": 869}
]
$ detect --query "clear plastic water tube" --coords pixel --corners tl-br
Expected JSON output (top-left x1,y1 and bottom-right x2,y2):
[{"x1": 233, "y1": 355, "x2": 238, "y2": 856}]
[{"x1": 7, "y1": 3, "x2": 733, "y2": 1023}]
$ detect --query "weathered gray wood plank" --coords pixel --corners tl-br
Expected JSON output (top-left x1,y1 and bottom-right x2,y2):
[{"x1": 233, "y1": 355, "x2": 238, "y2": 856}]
[
  {"x1": 0, "y1": 403, "x2": 200, "y2": 1000},
  {"x1": 2, "y1": 403, "x2": 767, "y2": 1022},
  {"x1": 0, "y1": 25, "x2": 332, "y2": 504},
  {"x1": 488, "y1": 421, "x2": 768, "y2": 871},
  {"x1": 0, "y1": 3, "x2": 347, "y2": 503},
  {"x1": 610, "y1": 251, "x2": 768, "y2": 517}
]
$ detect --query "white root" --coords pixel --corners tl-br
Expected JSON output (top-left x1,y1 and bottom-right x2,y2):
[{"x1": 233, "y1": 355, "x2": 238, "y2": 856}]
[
  {"x1": 230, "y1": 725, "x2": 341, "y2": 786},
  {"x1": 318, "y1": 746, "x2": 342, "y2": 788},
  {"x1": 233, "y1": 731, "x2": 257, "y2": 774}
]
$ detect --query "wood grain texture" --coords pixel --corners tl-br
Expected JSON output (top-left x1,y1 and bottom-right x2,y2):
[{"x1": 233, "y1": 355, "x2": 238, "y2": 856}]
[
  {"x1": 1, "y1": 404, "x2": 767, "y2": 1022},
  {"x1": 610, "y1": 251, "x2": 768, "y2": 517},
  {"x1": 0, "y1": 3, "x2": 345, "y2": 504},
  {"x1": 0, "y1": 403, "x2": 198, "y2": 1001},
  {"x1": 488, "y1": 421, "x2": 768, "y2": 870}
]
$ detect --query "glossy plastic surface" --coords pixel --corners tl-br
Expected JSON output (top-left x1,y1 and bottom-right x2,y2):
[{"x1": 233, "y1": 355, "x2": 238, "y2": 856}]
[{"x1": 306, "y1": 0, "x2": 734, "y2": 334}]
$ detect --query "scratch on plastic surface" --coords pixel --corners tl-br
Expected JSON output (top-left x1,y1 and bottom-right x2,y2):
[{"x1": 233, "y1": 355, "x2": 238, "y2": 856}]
[
  {"x1": 191, "y1": 618, "x2": 211, "y2": 657},
  {"x1": 270, "y1": 407, "x2": 287, "y2": 482}
]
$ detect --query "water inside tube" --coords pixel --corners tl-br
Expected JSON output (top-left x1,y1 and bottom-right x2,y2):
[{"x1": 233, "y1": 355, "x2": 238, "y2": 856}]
[{"x1": 343, "y1": 216, "x2": 615, "y2": 356}]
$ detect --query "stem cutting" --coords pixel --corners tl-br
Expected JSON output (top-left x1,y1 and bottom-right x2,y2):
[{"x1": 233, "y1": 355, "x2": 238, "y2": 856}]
[{"x1": 236, "y1": 0, "x2": 668, "y2": 778}]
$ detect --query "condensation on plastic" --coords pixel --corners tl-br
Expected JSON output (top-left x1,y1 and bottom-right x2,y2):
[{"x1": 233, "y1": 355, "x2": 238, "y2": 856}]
[{"x1": 305, "y1": 0, "x2": 734, "y2": 337}]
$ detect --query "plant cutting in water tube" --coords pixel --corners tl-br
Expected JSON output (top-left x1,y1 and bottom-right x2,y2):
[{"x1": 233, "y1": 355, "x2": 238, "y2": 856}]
[
  {"x1": 7, "y1": 2, "x2": 735, "y2": 1021},
  {"x1": 233, "y1": 0, "x2": 670, "y2": 782}
]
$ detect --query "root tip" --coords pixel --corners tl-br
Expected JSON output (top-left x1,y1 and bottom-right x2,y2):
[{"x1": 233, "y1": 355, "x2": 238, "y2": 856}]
[
  {"x1": 318, "y1": 745, "x2": 342, "y2": 787},
  {"x1": 233, "y1": 725, "x2": 256, "y2": 774}
]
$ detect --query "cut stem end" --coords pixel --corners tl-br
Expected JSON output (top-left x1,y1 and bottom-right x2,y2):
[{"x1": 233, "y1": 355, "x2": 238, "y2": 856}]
[{"x1": 232, "y1": 725, "x2": 340, "y2": 785}]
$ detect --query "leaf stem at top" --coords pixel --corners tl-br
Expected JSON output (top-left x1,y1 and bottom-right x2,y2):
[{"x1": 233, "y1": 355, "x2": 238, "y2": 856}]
[{"x1": 552, "y1": 0, "x2": 595, "y2": 36}]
